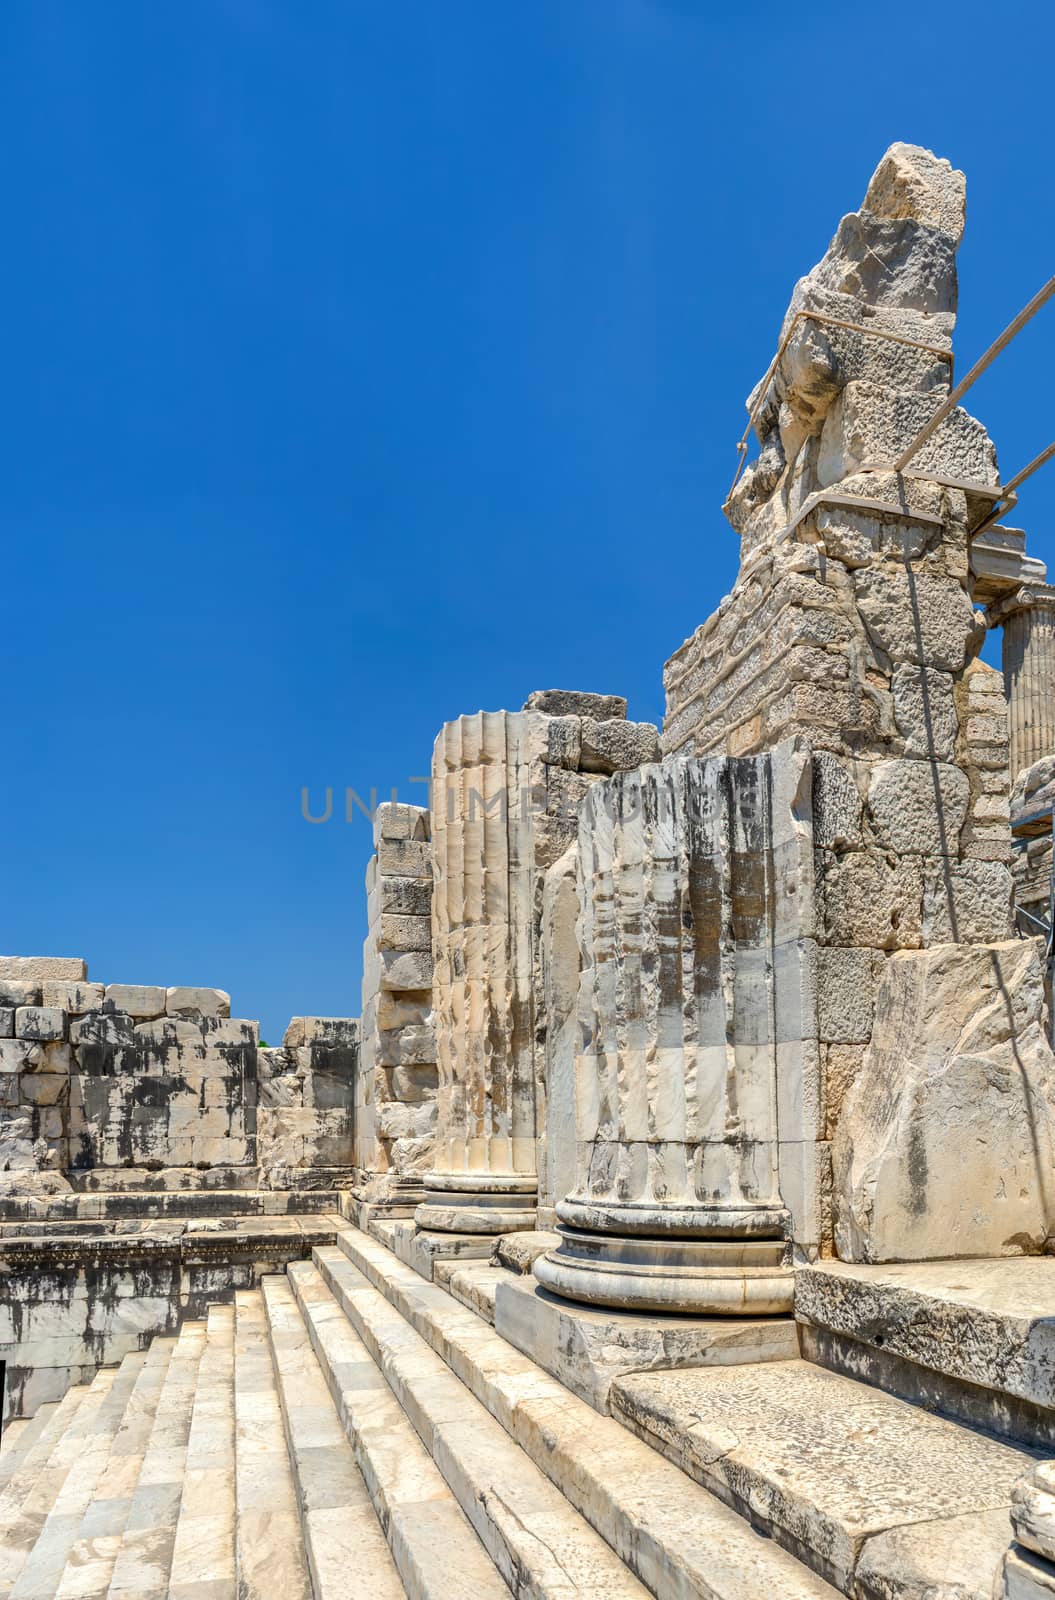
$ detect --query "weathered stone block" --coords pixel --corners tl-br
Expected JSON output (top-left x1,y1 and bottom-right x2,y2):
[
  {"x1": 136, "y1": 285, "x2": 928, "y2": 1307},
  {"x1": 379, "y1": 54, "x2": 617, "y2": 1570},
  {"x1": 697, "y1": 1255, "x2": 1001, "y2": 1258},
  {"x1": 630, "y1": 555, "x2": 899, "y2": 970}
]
[
  {"x1": 0, "y1": 1010, "x2": 13, "y2": 1038},
  {"x1": 281, "y1": 1017, "x2": 359, "y2": 1049},
  {"x1": 818, "y1": 849, "x2": 923, "y2": 949},
  {"x1": 817, "y1": 947, "x2": 884, "y2": 1043},
  {"x1": 104, "y1": 984, "x2": 167, "y2": 1018},
  {"x1": 41, "y1": 980, "x2": 105, "y2": 1013},
  {"x1": 376, "y1": 838, "x2": 431, "y2": 878},
  {"x1": 0, "y1": 957, "x2": 86, "y2": 983},
  {"x1": 0, "y1": 980, "x2": 40, "y2": 1008},
  {"x1": 833, "y1": 939, "x2": 1055, "y2": 1261},
  {"x1": 578, "y1": 718, "x2": 660, "y2": 774},
  {"x1": 373, "y1": 801, "x2": 429, "y2": 843},
  {"x1": 812, "y1": 752, "x2": 863, "y2": 850},
  {"x1": 368, "y1": 876, "x2": 432, "y2": 918},
  {"x1": 866, "y1": 759, "x2": 969, "y2": 855},
  {"x1": 376, "y1": 914, "x2": 432, "y2": 953},
  {"x1": 15, "y1": 1007, "x2": 68, "y2": 1042},
  {"x1": 891, "y1": 665, "x2": 958, "y2": 759},
  {"x1": 165, "y1": 986, "x2": 231, "y2": 1018},
  {"x1": 523, "y1": 689, "x2": 627, "y2": 720},
  {"x1": 854, "y1": 567, "x2": 980, "y2": 670},
  {"x1": 922, "y1": 858, "x2": 1013, "y2": 944},
  {"x1": 824, "y1": 1043, "x2": 868, "y2": 1140}
]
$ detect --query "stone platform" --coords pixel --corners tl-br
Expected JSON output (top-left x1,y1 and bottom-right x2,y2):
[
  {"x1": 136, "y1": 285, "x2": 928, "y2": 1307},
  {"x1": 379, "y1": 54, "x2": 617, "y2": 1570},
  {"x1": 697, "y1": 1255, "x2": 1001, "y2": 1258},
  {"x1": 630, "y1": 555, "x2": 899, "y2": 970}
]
[
  {"x1": 796, "y1": 1257, "x2": 1055, "y2": 1446},
  {"x1": 0, "y1": 1213, "x2": 340, "y2": 1419}
]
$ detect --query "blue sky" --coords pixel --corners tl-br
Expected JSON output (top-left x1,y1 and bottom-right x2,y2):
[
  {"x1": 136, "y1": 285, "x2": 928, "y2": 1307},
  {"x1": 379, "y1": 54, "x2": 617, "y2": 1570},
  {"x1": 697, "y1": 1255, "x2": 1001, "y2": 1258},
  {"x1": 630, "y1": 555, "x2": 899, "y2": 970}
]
[{"x1": 3, "y1": 1, "x2": 1053, "y2": 1042}]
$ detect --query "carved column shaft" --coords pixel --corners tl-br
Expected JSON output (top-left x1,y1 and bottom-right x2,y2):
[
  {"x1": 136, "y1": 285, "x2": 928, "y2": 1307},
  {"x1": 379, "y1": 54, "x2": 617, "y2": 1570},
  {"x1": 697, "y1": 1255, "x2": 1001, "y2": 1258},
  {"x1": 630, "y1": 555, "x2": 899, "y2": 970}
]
[
  {"x1": 536, "y1": 755, "x2": 802, "y2": 1313},
  {"x1": 1002, "y1": 586, "x2": 1055, "y2": 781},
  {"x1": 416, "y1": 711, "x2": 539, "y2": 1232}
]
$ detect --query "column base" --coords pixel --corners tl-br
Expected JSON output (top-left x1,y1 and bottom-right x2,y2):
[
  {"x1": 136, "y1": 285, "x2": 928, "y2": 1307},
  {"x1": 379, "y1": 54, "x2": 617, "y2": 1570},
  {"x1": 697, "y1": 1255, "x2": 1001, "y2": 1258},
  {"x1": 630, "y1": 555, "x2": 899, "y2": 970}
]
[
  {"x1": 414, "y1": 1172, "x2": 538, "y2": 1235},
  {"x1": 534, "y1": 1225, "x2": 794, "y2": 1315}
]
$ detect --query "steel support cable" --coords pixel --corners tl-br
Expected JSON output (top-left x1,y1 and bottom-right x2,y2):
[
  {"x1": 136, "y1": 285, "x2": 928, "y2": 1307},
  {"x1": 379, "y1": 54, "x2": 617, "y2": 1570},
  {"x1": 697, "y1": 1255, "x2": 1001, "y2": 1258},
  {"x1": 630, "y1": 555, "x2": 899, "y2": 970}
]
[{"x1": 893, "y1": 274, "x2": 1055, "y2": 472}]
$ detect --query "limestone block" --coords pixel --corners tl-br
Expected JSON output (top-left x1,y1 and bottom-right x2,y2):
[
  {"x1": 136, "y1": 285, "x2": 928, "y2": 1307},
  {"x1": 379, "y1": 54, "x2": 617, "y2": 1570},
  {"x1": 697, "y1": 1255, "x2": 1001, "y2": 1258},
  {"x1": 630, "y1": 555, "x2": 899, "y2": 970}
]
[
  {"x1": 376, "y1": 914, "x2": 432, "y2": 953},
  {"x1": 376, "y1": 838, "x2": 431, "y2": 878},
  {"x1": 818, "y1": 849, "x2": 923, "y2": 949},
  {"x1": 0, "y1": 1010, "x2": 11, "y2": 1038},
  {"x1": 40, "y1": 979, "x2": 105, "y2": 1013},
  {"x1": 165, "y1": 986, "x2": 231, "y2": 1018},
  {"x1": 817, "y1": 947, "x2": 884, "y2": 1043},
  {"x1": 812, "y1": 752, "x2": 863, "y2": 849},
  {"x1": 824, "y1": 1044, "x2": 868, "y2": 1140},
  {"x1": 0, "y1": 1040, "x2": 40, "y2": 1075},
  {"x1": 376, "y1": 1100, "x2": 436, "y2": 1140},
  {"x1": 819, "y1": 381, "x2": 998, "y2": 485},
  {"x1": 15, "y1": 1006, "x2": 67, "y2": 1042},
  {"x1": 0, "y1": 979, "x2": 40, "y2": 1008},
  {"x1": 864, "y1": 142, "x2": 966, "y2": 239},
  {"x1": 833, "y1": 939, "x2": 1055, "y2": 1261},
  {"x1": 855, "y1": 566, "x2": 981, "y2": 673},
  {"x1": 892, "y1": 665, "x2": 958, "y2": 759},
  {"x1": 922, "y1": 858, "x2": 1013, "y2": 944},
  {"x1": 375, "y1": 1063, "x2": 439, "y2": 1103},
  {"x1": 282, "y1": 1017, "x2": 359, "y2": 1049},
  {"x1": 376, "y1": 1024, "x2": 435, "y2": 1067},
  {"x1": 373, "y1": 801, "x2": 429, "y2": 842},
  {"x1": 0, "y1": 956, "x2": 86, "y2": 983},
  {"x1": 104, "y1": 984, "x2": 167, "y2": 1018},
  {"x1": 365, "y1": 946, "x2": 434, "y2": 994},
  {"x1": 368, "y1": 875, "x2": 432, "y2": 918},
  {"x1": 523, "y1": 689, "x2": 627, "y2": 720},
  {"x1": 69, "y1": 1011, "x2": 136, "y2": 1048},
  {"x1": 866, "y1": 758, "x2": 969, "y2": 855},
  {"x1": 578, "y1": 718, "x2": 660, "y2": 774},
  {"x1": 374, "y1": 991, "x2": 431, "y2": 1031}
]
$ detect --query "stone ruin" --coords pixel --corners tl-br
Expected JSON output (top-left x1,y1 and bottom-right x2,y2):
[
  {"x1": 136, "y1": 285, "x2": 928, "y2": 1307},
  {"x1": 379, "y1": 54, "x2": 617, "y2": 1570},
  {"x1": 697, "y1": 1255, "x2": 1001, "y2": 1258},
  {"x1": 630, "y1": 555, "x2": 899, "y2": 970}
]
[{"x1": 3, "y1": 142, "x2": 1055, "y2": 1600}]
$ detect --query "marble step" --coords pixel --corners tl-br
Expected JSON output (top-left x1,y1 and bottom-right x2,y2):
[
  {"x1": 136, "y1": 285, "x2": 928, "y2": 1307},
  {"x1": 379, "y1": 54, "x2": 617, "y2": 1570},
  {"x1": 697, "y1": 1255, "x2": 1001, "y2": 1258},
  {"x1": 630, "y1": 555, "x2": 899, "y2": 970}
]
[
  {"x1": 333, "y1": 1225, "x2": 841, "y2": 1600},
  {"x1": 9, "y1": 1351, "x2": 148, "y2": 1600},
  {"x1": 0, "y1": 1370, "x2": 118, "y2": 1598},
  {"x1": 0, "y1": 1387, "x2": 91, "y2": 1539},
  {"x1": 55, "y1": 1337, "x2": 174, "y2": 1600},
  {"x1": 232, "y1": 1289, "x2": 312, "y2": 1600},
  {"x1": 259, "y1": 1274, "x2": 406, "y2": 1600},
  {"x1": 168, "y1": 1303, "x2": 236, "y2": 1600},
  {"x1": 610, "y1": 1358, "x2": 1039, "y2": 1598},
  {"x1": 312, "y1": 1245, "x2": 653, "y2": 1600},
  {"x1": 0, "y1": 1412, "x2": 54, "y2": 1492},
  {"x1": 107, "y1": 1318, "x2": 207, "y2": 1598},
  {"x1": 286, "y1": 1259, "x2": 512, "y2": 1600}
]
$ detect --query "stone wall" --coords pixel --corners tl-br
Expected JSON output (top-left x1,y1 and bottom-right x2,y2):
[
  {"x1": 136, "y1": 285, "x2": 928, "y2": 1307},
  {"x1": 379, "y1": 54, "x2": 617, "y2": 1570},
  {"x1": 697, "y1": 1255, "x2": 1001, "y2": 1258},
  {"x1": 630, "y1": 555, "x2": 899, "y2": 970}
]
[
  {"x1": 355, "y1": 802, "x2": 437, "y2": 1206},
  {"x1": 0, "y1": 955, "x2": 358, "y2": 1207}
]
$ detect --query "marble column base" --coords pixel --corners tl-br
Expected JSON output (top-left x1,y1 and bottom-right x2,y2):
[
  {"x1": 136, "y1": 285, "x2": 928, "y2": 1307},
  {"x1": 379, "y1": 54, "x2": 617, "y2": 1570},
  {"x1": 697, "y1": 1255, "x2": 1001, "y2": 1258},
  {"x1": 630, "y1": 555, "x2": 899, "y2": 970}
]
[
  {"x1": 414, "y1": 1172, "x2": 538, "y2": 1235},
  {"x1": 534, "y1": 1225, "x2": 794, "y2": 1315}
]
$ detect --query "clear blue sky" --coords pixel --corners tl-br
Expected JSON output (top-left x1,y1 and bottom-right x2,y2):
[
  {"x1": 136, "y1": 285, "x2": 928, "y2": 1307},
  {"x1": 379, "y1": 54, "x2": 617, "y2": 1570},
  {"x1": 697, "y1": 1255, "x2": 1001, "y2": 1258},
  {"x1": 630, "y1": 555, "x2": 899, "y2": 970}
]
[{"x1": 3, "y1": 2, "x2": 1053, "y2": 1043}]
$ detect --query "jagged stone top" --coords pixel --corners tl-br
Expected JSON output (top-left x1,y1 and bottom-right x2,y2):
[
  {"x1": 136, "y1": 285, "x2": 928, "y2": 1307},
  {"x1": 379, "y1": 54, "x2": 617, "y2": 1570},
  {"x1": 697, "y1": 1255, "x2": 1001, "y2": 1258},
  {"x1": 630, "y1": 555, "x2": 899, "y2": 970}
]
[{"x1": 863, "y1": 143, "x2": 966, "y2": 242}]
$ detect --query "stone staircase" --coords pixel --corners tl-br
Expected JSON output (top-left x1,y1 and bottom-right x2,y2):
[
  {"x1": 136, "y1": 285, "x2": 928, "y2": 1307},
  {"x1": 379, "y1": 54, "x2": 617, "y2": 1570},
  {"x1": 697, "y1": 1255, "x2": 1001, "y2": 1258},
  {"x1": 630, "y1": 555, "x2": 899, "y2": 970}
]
[{"x1": 0, "y1": 1220, "x2": 1038, "y2": 1599}]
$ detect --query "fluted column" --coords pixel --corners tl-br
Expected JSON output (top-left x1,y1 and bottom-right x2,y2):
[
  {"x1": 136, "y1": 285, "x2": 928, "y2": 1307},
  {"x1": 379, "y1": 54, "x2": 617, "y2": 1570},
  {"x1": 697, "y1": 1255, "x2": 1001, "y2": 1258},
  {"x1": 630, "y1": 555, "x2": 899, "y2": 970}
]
[
  {"x1": 535, "y1": 755, "x2": 797, "y2": 1313},
  {"x1": 415, "y1": 711, "x2": 540, "y2": 1233},
  {"x1": 999, "y1": 584, "x2": 1055, "y2": 781}
]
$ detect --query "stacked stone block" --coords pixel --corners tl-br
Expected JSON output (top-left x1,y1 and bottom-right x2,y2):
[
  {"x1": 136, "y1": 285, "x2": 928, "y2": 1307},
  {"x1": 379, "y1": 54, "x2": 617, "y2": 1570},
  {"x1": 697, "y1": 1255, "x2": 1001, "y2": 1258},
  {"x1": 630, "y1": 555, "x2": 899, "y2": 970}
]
[
  {"x1": 0, "y1": 955, "x2": 358, "y2": 1203},
  {"x1": 418, "y1": 691, "x2": 660, "y2": 1236},
  {"x1": 355, "y1": 802, "x2": 437, "y2": 1204},
  {"x1": 658, "y1": 146, "x2": 1019, "y2": 1221},
  {"x1": 257, "y1": 1017, "x2": 358, "y2": 1189}
]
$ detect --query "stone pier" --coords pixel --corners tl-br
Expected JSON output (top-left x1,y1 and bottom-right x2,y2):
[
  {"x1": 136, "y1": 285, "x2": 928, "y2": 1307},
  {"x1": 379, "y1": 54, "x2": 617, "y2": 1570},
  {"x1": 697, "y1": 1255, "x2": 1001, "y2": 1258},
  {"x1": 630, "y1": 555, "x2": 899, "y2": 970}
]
[
  {"x1": 416, "y1": 710, "x2": 542, "y2": 1233},
  {"x1": 995, "y1": 583, "x2": 1055, "y2": 781},
  {"x1": 536, "y1": 751, "x2": 816, "y2": 1314},
  {"x1": 416, "y1": 694, "x2": 660, "y2": 1238}
]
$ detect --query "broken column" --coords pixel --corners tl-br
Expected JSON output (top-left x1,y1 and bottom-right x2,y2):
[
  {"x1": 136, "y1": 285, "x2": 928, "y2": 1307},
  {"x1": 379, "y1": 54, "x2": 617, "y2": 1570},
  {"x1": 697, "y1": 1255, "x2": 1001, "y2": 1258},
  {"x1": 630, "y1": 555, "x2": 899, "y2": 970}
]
[
  {"x1": 993, "y1": 583, "x2": 1055, "y2": 782},
  {"x1": 355, "y1": 803, "x2": 437, "y2": 1214},
  {"x1": 536, "y1": 749, "x2": 817, "y2": 1313},
  {"x1": 416, "y1": 693, "x2": 659, "y2": 1237}
]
